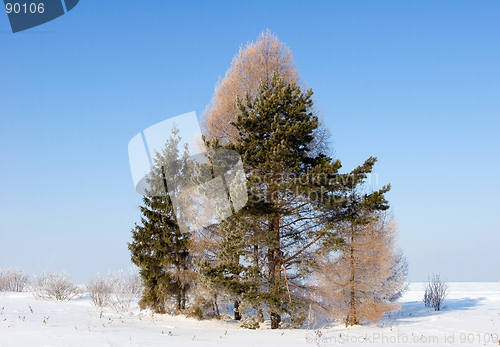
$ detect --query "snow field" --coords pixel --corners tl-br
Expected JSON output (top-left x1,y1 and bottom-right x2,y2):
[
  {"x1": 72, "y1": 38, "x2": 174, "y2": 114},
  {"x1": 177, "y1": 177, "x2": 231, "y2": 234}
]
[{"x1": 0, "y1": 282, "x2": 499, "y2": 347}]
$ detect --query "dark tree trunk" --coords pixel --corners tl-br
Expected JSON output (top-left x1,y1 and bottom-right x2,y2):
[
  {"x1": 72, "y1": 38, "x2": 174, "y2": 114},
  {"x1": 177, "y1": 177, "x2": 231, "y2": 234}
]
[
  {"x1": 268, "y1": 214, "x2": 283, "y2": 329},
  {"x1": 214, "y1": 294, "x2": 220, "y2": 317},
  {"x1": 181, "y1": 287, "x2": 186, "y2": 310},
  {"x1": 176, "y1": 286, "x2": 182, "y2": 312},
  {"x1": 268, "y1": 247, "x2": 283, "y2": 329},
  {"x1": 234, "y1": 300, "x2": 241, "y2": 320},
  {"x1": 271, "y1": 312, "x2": 281, "y2": 329},
  {"x1": 254, "y1": 244, "x2": 259, "y2": 267}
]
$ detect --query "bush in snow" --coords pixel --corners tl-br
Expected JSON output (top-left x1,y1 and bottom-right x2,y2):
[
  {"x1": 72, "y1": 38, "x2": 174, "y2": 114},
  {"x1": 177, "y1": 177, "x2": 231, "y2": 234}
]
[
  {"x1": 238, "y1": 317, "x2": 260, "y2": 329},
  {"x1": 86, "y1": 274, "x2": 114, "y2": 307},
  {"x1": 108, "y1": 271, "x2": 143, "y2": 313},
  {"x1": 31, "y1": 272, "x2": 80, "y2": 301},
  {"x1": 423, "y1": 273, "x2": 448, "y2": 311},
  {"x1": 0, "y1": 268, "x2": 29, "y2": 292},
  {"x1": 86, "y1": 271, "x2": 143, "y2": 312}
]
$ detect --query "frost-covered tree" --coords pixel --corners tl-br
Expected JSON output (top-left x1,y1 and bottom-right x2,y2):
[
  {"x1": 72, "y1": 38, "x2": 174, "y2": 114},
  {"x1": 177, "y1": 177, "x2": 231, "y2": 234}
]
[{"x1": 315, "y1": 212, "x2": 407, "y2": 326}]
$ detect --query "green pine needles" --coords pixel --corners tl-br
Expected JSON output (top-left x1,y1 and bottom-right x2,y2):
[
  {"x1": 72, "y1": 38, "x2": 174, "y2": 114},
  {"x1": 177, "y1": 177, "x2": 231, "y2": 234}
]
[{"x1": 128, "y1": 127, "x2": 192, "y2": 314}]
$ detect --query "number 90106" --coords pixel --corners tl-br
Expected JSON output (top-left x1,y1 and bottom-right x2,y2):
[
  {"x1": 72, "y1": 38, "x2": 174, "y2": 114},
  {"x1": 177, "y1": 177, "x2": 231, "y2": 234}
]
[{"x1": 6, "y1": 3, "x2": 45, "y2": 14}]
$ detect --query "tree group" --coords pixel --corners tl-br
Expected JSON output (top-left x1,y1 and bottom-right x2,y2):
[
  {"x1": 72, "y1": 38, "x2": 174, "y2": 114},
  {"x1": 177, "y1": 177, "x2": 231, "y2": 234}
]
[{"x1": 129, "y1": 31, "x2": 407, "y2": 328}]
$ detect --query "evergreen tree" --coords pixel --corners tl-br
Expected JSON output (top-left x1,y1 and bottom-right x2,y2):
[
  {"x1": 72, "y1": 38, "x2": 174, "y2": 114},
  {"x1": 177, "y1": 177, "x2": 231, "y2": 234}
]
[
  {"x1": 128, "y1": 127, "x2": 193, "y2": 314},
  {"x1": 199, "y1": 73, "x2": 391, "y2": 328}
]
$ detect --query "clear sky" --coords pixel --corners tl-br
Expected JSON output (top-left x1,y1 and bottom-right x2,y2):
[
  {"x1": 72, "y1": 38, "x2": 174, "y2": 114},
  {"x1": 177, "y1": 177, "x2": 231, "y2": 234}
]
[{"x1": 1, "y1": 1, "x2": 499, "y2": 283}]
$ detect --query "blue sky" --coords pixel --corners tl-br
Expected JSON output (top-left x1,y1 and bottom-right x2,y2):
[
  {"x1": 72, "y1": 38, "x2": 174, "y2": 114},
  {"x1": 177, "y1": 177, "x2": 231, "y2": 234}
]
[{"x1": 1, "y1": 1, "x2": 499, "y2": 283}]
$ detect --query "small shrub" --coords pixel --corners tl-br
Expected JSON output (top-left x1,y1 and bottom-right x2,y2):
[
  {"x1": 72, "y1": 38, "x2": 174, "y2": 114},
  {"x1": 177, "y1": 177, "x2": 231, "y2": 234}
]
[
  {"x1": 0, "y1": 268, "x2": 29, "y2": 292},
  {"x1": 109, "y1": 271, "x2": 143, "y2": 313},
  {"x1": 85, "y1": 270, "x2": 143, "y2": 312},
  {"x1": 184, "y1": 283, "x2": 224, "y2": 320},
  {"x1": 423, "y1": 273, "x2": 448, "y2": 311},
  {"x1": 31, "y1": 272, "x2": 80, "y2": 301},
  {"x1": 239, "y1": 317, "x2": 260, "y2": 329},
  {"x1": 185, "y1": 306, "x2": 205, "y2": 320},
  {"x1": 86, "y1": 274, "x2": 114, "y2": 307},
  {"x1": 0, "y1": 270, "x2": 8, "y2": 291}
]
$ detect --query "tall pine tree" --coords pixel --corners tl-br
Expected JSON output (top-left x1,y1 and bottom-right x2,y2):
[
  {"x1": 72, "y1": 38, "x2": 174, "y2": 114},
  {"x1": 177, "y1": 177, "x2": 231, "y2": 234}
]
[{"x1": 199, "y1": 73, "x2": 390, "y2": 328}]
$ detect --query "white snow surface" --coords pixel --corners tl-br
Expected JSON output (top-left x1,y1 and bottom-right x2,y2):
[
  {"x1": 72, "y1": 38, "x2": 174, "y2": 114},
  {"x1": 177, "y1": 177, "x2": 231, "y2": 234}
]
[{"x1": 1, "y1": 282, "x2": 500, "y2": 347}]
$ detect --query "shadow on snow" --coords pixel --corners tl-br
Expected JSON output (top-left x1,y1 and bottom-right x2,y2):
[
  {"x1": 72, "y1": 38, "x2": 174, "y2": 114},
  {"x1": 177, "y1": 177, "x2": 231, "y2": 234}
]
[{"x1": 380, "y1": 297, "x2": 486, "y2": 326}]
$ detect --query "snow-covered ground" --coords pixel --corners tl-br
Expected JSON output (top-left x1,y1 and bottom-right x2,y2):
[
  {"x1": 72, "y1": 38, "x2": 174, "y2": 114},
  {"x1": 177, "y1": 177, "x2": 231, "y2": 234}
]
[{"x1": 1, "y1": 282, "x2": 499, "y2": 347}]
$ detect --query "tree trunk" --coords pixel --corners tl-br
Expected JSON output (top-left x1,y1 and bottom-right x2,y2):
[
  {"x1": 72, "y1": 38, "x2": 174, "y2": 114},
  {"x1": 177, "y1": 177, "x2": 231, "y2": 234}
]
[
  {"x1": 181, "y1": 287, "x2": 186, "y2": 310},
  {"x1": 348, "y1": 227, "x2": 358, "y2": 326},
  {"x1": 214, "y1": 294, "x2": 220, "y2": 317},
  {"x1": 254, "y1": 244, "x2": 259, "y2": 267},
  {"x1": 268, "y1": 214, "x2": 283, "y2": 329},
  {"x1": 176, "y1": 285, "x2": 182, "y2": 312},
  {"x1": 234, "y1": 300, "x2": 241, "y2": 320},
  {"x1": 271, "y1": 312, "x2": 281, "y2": 329},
  {"x1": 268, "y1": 250, "x2": 282, "y2": 329}
]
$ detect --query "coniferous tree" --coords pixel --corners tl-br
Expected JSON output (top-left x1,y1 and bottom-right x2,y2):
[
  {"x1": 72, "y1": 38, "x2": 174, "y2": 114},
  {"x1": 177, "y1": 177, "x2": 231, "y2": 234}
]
[
  {"x1": 201, "y1": 30, "x2": 331, "y2": 157},
  {"x1": 199, "y1": 73, "x2": 391, "y2": 328},
  {"x1": 315, "y1": 212, "x2": 407, "y2": 326},
  {"x1": 128, "y1": 127, "x2": 193, "y2": 314},
  {"x1": 201, "y1": 30, "x2": 300, "y2": 145}
]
